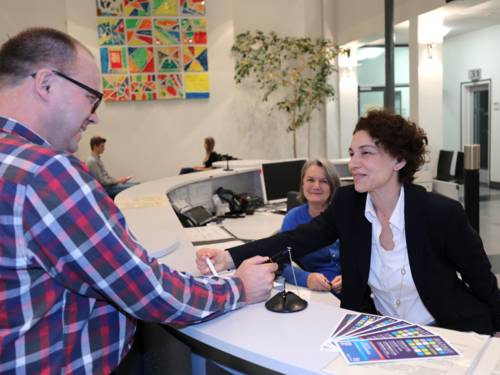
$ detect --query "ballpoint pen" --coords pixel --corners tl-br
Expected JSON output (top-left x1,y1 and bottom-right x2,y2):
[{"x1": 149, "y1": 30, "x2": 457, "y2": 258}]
[{"x1": 205, "y1": 257, "x2": 219, "y2": 276}]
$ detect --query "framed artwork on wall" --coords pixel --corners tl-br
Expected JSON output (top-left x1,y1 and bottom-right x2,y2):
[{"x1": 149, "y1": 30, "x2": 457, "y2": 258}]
[{"x1": 96, "y1": 0, "x2": 209, "y2": 102}]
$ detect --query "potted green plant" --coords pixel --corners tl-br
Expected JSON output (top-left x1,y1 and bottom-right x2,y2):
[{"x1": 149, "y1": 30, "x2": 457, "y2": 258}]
[{"x1": 232, "y1": 31, "x2": 338, "y2": 157}]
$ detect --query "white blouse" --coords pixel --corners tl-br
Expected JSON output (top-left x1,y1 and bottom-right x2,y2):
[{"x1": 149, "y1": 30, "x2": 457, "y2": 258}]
[{"x1": 365, "y1": 186, "x2": 434, "y2": 325}]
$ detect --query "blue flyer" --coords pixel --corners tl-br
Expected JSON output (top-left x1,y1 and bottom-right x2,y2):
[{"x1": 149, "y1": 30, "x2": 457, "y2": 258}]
[{"x1": 337, "y1": 336, "x2": 461, "y2": 365}]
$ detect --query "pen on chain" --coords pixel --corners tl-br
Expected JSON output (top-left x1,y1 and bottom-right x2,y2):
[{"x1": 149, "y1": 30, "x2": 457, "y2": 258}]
[{"x1": 205, "y1": 257, "x2": 219, "y2": 276}]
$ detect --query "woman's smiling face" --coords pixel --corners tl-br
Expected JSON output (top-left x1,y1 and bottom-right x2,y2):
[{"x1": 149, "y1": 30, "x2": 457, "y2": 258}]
[{"x1": 348, "y1": 130, "x2": 405, "y2": 194}]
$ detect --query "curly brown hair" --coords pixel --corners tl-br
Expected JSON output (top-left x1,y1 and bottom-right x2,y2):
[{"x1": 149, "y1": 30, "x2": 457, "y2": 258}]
[{"x1": 354, "y1": 109, "x2": 428, "y2": 183}]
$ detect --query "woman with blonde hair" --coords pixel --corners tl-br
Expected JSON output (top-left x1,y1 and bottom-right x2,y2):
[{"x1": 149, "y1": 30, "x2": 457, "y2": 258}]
[
  {"x1": 201, "y1": 136, "x2": 219, "y2": 168},
  {"x1": 280, "y1": 158, "x2": 342, "y2": 295},
  {"x1": 179, "y1": 137, "x2": 221, "y2": 174}
]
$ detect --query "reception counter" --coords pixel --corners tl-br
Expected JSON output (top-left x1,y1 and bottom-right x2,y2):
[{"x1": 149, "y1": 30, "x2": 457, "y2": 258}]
[{"x1": 115, "y1": 167, "x2": 496, "y2": 375}]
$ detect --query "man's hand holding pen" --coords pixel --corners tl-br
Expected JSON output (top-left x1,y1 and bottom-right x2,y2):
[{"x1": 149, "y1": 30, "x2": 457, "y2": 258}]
[{"x1": 196, "y1": 248, "x2": 278, "y2": 304}]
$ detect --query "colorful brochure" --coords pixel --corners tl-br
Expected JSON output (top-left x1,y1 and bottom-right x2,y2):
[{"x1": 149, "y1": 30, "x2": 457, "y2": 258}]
[
  {"x1": 344, "y1": 320, "x2": 411, "y2": 338},
  {"x1": 343, "y1": 324, "x2": 435, "y2": 341},
  {"x1": 320, "y1": 313, "x2": 357, "y2": 351},
  {"x1": 334, "y1": 313, "x2": 382, "y2": 338},
  {"x1": 338, "y1": 316, "x2": 404, "y2": 339},
  {"x1": 337, "y1": 336, "x2": 461, "y2": 365},
  {"x1": 321, "y1": 313, "x2": 461, "y2": 365}
]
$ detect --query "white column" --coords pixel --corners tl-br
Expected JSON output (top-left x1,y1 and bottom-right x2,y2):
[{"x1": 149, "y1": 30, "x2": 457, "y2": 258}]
[
  {"x1": 338, "y1": 58, "x2": 359, "y2": 157},
  {"x1": 409, "y1": 12, "x2": 444, "y2": 176},
  {"x1": 323, "y1": 1, "x2": 359, "y2": 159},
  {"x1": 323, "y1": 0, "x2": 340, "y2": 159}
]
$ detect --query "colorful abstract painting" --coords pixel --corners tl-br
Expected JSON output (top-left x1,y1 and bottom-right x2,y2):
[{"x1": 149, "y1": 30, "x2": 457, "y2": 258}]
[
  {"x1": 126, "y1": 18, "x2": 153, "y2": 45},
  {"x1": 124, "y1": 0, "x2": 150, "y2": 16},
  {"x1": 156, "y1": 47, "x2": 181, "y2": 72},
  {"x1": 98, "y1": 18, "x2": 125, "y2": 46},
  {"x1": 96, "y1": 0, "x2": 122, "y2": 16},
  {"x1": 152, "y1": 0, "x2": 177, "y2": 16},
  {"x1": 102, "y1": 74, "x2": 130, "y2": 101},
  {"x1": 180, "y1": 0, "x2": 206, "y2": 16},
  {"x1": 183, "y1": 46, "x2": 208, "y2": 72},
  {"x1": 158, "y1": 74, "x2": 184, "y2": 99},
  {"x1": 128, "y1": 46, "x2": 155, "y2": 73},
  {"x1": 184, "y1": 73, "x2": 209, "y2": 99},
  {"x1": 96, "y1": 0, "x2": 209, "y2": 102},
  {"x1": 153, "y1": 19, "x2": 180, "y2": 45},
  {"x1": 130, "y1": 74, "x2": 158, "y2": 100},
  {"x1": 181, "y1": 18, "x2": 207, "y2": 44},
  {"x1": 100, "y1": 47, "x2": 128, "y2": 73}
]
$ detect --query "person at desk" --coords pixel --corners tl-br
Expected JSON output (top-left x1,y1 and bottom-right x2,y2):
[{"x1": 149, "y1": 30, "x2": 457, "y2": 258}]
[
  {"x1": 179, "y1": 136, "x2": 221, "y2": 174},
  {"x1": 200, "y1": 136, "x2": 220, "y2": 168},
  {"x1": 280, "y1": 158, "x2": 342, "y2": 295},
  {"x1": 0, "y1": 27, "x2": 277, "y2": 374},
  {"x1": 87, "y1": 135, "x2": 137, "y2": 198},
  {"x1": 197, "y1": 109, "x2": 500, "y2": 336}
]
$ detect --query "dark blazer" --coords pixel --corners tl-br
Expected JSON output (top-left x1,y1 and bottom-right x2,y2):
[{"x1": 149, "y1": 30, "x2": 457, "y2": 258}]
[{"x1": 229, "y1": 184, "x2": 500, "y2": 335}]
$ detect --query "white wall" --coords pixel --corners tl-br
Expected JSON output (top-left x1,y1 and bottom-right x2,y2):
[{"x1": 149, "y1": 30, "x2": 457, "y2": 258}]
[
  {"x1": 0, "y1": 0, "x2": 66, "y2": 41},
  {"x1": 322, "y1": 0, "x2": 341, "y2": 159},
  {"x1": 443, "y1": 24, "x2": 500, "y2": 183},
  {"x1": 0, "y1": 0, "x2": 329, "y2": 182},
  {"x1": 228, "y1": 0, "x2": 327, "y2": 161}
]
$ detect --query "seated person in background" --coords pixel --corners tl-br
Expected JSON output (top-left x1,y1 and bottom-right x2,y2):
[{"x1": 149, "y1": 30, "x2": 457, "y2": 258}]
[
  {"x1": 200, "y1": 136, "x2": 220, "y2": 169},
  {"x1": 179, "y1": 136, "x2": 221, "y2": 174},
  {"x1": 87, "y1": 136, "x2": 137, "y2": 197},
  {"x1": 281, "y1": 158, "x2": 342, "y2": 295}
]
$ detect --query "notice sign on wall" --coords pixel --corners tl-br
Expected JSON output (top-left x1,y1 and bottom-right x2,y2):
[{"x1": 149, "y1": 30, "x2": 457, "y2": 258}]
[{"x1": 96, "y1": 0, "x2": 209, "y2": 102}]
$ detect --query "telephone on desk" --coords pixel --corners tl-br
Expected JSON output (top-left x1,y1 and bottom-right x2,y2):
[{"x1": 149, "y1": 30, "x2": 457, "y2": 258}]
[
  {"x1": 214, "y1": 187, "x2": 263, "y2": 216},
  {"x1": 175, "y1": 205, "x2": 217, "y2": 227},
  {"x1": 237, "y1": 192, "x2": 264, "y2": 211}
]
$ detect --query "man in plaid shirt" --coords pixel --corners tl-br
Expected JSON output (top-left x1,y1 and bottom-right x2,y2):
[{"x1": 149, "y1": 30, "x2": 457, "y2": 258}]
[{"x1": 0, "y1": 28, "x2": 277, "y2": 374}]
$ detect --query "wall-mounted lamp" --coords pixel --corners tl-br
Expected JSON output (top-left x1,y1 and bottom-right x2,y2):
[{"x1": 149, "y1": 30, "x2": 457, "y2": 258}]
[
  {"x1": 340, "y1": 48, "x2": 350, "y2": 58},
  {"x1": 426, "y1": 43, "x2": 437, "y2": 59},
  {"x1": 338, "y1": 48, "x2": 355, "y2": 68}
]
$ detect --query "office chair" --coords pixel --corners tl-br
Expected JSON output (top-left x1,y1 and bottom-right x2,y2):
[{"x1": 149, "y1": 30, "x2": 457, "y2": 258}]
[
  {"x1": 436, "y1": 150, "x2": 454, "y2": 181},
  {"x1": 286, "y1": 191, "x2": 301, "y2": 212}
]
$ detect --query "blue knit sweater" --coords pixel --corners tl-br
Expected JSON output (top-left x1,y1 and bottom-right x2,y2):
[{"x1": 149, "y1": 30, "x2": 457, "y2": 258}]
[{"x1": 280, "y1": 204, "x2": 341, "y2": 289}]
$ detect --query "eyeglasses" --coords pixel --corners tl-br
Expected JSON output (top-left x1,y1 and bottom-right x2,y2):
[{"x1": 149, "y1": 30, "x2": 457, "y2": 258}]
[{"x1": 31, "y1": 70, "x2": 103, "y2": 114}]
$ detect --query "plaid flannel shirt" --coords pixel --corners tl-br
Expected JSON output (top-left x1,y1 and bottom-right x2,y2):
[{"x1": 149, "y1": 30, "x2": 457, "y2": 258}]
[{"x1": 0, "y1": 117, "x2": 244, "y2": 374}]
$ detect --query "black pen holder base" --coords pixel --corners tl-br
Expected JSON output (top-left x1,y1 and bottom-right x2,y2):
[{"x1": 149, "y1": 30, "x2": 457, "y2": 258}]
[{"x1": 265, "y1": 291, "x2": 308, "y2": 313}]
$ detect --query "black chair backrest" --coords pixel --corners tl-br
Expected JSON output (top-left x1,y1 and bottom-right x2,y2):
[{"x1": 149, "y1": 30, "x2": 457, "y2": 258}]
[
  {"x1": 286, "y1": 191, "x2": 301, "y2": 212},
  {"x1": 454, "y1": 151, "x2": 464, "y2": 183},
  {"x1": 436, "y1": 150, "x2": 454, "y2": 181}
]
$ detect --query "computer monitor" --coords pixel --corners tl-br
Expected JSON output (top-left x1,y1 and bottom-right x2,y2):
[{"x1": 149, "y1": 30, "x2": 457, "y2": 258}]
[
  {"x1": 333, "y1": 162, "x2": 351, "y2": 178},
  {"x1": 260, "y1": 159, "x2": 306, "y2": 204}
]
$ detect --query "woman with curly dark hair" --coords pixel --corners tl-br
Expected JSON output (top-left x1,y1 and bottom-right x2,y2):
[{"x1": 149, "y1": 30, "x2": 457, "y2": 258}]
[{"x1": 197, "y1": 109, "x2": 500, "y2": 335}]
